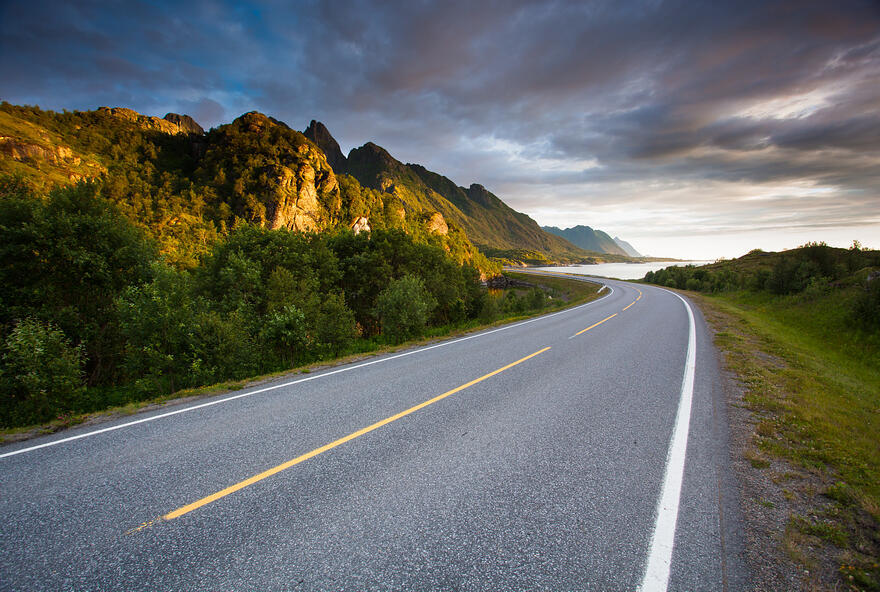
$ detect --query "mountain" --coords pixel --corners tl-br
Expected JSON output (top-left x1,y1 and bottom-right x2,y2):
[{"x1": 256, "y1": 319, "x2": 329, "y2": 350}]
[
  {"x1": 0, "y1": 103, "x2": 629, "y2": 269},
  {"x1": 0, "y1": 104, "x2": 494, "y2": 271},
  {"x1": 613, "y1": 236, "x2": 641, "y2": 257},
  {"x1": 542, "y1": 225, "x2": 629, "y2": 256},
  {"x1": 304, "y1": 119, "x2": 346, "y2": 173},
  {"x1": 337, "y1": 130, "x2": 595, "y2": 263}
]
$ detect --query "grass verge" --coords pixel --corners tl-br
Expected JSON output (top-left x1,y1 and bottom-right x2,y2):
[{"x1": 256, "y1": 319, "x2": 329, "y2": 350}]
[{"x1": 691, "y1": 290, "x2": 879, "y2": 591}]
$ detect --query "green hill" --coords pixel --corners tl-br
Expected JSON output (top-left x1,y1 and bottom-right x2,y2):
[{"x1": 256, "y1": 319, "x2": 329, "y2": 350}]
[
  {"x1": 0, "y1": 103, "x2": 493, "y2": 273},
  {"x1": 542, "y1": 225, "x2": 627, "y2": 255},
  {"x1": 304, "y1": 120, "x2": 609, "y2": 264}
]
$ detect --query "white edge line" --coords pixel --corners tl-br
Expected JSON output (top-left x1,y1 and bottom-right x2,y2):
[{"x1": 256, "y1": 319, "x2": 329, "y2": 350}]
[
  {"x1": 639, "y1": 289, "x2": 697, "y2": 592},
  {"x1": 1, "y1": 280, "x2": 613, "y2": 459}
]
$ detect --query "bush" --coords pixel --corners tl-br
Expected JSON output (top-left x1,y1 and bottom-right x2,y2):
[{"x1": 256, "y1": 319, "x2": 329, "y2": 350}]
[
  {"x1": 0, "y1": 318, "x2": 84, "y2": 426},
  {"x1": 374, "y1": 275, "x2": 437, "y2": 343},
  {"x1": 685, "y1": 278, "x2": 703, "y2": 292},
  {"x1": 315, "y1": 293, "x2": 358, "y2": 357},
  {"x1": 116, "y1": 265, "x2": 201, "y2": 395},
  {"x1": 851, "y1": 278, "x2": 880, "y2": 331},
  {"x1": 479, "y1": 293, "x2": 501, "y2": 322},
  {"x1": 261, "y1": 305, "x2": 308, "y2": 364}
]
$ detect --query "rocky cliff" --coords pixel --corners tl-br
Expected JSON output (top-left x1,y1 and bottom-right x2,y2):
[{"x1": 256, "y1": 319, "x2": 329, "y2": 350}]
[
  {"x1": 197, "y1": 112, "x2": 341, "y2": 232},
  {"x1": 304, "y1": 120, "x2": 346, "y2": 173}
]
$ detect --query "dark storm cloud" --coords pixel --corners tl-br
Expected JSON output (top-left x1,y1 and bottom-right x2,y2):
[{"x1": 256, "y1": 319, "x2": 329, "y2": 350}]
[{"x1": 1, "y1": 0, "x2": 878, "y2": 247}]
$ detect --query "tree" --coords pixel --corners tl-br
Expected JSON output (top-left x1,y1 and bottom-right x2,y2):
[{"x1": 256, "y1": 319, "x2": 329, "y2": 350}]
[
  {"x1": 374, "y1": 276, "x2": 437, "y2": 343},
  {"x1": 0, "y1": 178, "x2": 156, "y2": 385},
  {"x1": 315, "y1": 293, "x2": 358, "y2": 357},
  {"x1": 0, "y1": 318, "x2": 84, "y2": 426}
]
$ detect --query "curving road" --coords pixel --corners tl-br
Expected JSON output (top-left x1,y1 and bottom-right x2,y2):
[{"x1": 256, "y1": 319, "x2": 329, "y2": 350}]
[{"x1": 0, "y1": 275, "x2": 749, "y2": 591}]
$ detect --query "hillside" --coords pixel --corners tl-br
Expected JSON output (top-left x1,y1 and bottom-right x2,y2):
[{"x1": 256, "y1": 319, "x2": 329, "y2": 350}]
[
  {"x1": 326, "y1": 125, "x2": 598, "y2": 263},
  {"x1": 645, "y1": 243, "x2": 880, "y2": 294},
  {"x1": 542, "y1": 225, "x2": 628, "y2": 256},
  {"x1": 613, "y1": 236, "x2": 642, "y2": 257},
  {"x1": 0, "y1": 103, "x2": 492, "y2": 272},
  {"x1": 0, "y1": 103, "x2": 628, "y2": 267}
]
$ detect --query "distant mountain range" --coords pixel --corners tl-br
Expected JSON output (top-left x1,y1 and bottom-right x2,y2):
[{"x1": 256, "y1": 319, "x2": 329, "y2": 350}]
[
  {"x1": 612, "y1": 236, "x2": 642, "y2": 258},
  {"x1": 542, "y1": 225, "x2": 642, "y2": 257},
  {"x1": 0, "y1": 103, "x2": 642, "y2": 266}
]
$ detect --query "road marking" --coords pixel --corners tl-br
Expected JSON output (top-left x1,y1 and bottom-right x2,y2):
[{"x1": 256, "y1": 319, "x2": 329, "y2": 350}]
[
  {"x1": 623, "y1": 301, "x2": 635, "y2": 311},
  {"x1": 637, "y1": 289, "x2": 643, "y2": 301},
  {"x1": 154, "y1": 347, "x2": 552, "y2": 523},
  {"x1": 569, "y1": 313, "x2": 617, "y2": 339},
  {"x1": 639, "y1": 291, "x2": 697, "y2": 592},
  {"x1": 1, "y1": 285, "x2": 612, "y2": 460}
]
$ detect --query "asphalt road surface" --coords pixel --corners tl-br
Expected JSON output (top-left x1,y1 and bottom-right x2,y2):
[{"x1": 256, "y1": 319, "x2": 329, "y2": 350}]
[{"x1": 1, "y1": 275, "x2": 750, "y2": 591}]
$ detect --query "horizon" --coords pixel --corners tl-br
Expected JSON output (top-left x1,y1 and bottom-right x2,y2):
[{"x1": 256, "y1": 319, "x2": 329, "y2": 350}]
[{"x1": 2, "y1": 0, "x2": 878, "y2": 260}]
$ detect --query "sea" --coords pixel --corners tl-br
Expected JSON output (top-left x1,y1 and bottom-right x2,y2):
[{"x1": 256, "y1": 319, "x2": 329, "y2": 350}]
[{"x1": 533, "y1": 261, "x2": 711, "y2": 281}]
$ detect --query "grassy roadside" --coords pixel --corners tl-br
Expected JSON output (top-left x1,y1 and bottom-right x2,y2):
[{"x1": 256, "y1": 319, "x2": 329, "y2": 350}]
[
  {"x1": 1, "y1": 272, "x2": 602, "y2": 444},
  {"x1": 690, "y1": 290, "x2": 879, "y2": 591}
]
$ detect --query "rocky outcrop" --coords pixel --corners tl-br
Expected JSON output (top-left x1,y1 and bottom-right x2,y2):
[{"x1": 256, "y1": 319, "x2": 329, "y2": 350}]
[
  {"x1": 267, "y1": 145, "x2": 340, "y2": 232},
  {"x1": 425, "y1": 212, "x2": 449, "y2": 235},
  {"x1": 467, "y1": 183, "x2": 502, "y2": 208},
  {"x1": 163, "y1": 113, "x2": 204, "y2": 135},
  {"x1": 350, "y1": 216, "x2": 370, "y2": 235},
  {"x1": 97, "y1": 107, "x2": 203, "y2": 135},
  {"x1": 304, "y1": 120, "x2": 346, "y2": 173},
  {"x1": 0, "y1": 136, "x2": 106, "y2": 181},
  {"x1": 214, "y1": 113, "x2": 342, "y2": 233}
]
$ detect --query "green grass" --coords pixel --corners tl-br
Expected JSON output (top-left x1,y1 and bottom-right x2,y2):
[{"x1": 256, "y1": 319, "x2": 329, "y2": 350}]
[
  {"x1": 710, "y1": 291, "x2": 879, "y2": 507},
  {"x1": 692, "y1": 288, "x2": 880, "y2": 588},
  {"x1": 505, "y1": 271, "x2": 602, "y2": 303},
  {"x1": 0, "y1": 110, "x2": 106, "y2": 189}
]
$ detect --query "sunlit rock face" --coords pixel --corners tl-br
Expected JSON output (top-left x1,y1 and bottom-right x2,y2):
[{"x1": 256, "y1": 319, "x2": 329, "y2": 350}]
[
  {"x1": 350, "y1": 216, "x2": 370, "y2": 234},
  {"x1": 268, "y1": 155, "x2": 340, "y2": 232},
  {"x1": 163, "y1": 113, "x2": 204, "y2": 135},
  {"x1": 97, "y1": 107, "x2": 204, "y2": 136},
  {"x1": 426, "y1": 211, "x2": 449, "y2": 235}
]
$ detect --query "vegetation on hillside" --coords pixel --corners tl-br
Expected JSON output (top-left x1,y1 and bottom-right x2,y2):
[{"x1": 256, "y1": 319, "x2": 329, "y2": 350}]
[
  {"x1": 0, "y1": 102, "x2": 496, "y2": 274},
  {"x1": 645, "y1": 243, "x2": 880, "y2": 329},
  {"x1": 0, "y1": 176, "x2": 594, "y2": 429},
  {"x1": 344, "y1": 143, "x2": 596, "y2": 264}
]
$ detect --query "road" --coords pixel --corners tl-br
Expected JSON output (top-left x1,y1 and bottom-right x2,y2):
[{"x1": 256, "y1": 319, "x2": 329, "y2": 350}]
[{"x1": 0, "y1": 276, "x2": 749, "y2": 591}]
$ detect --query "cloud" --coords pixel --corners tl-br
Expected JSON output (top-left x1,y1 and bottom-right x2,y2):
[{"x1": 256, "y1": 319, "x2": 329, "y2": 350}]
[{"x1": 1, "y1": 0, "x2": 878, "y2": 256}]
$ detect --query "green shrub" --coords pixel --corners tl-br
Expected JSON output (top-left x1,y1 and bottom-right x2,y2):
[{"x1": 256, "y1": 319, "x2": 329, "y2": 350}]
[
  {"x1": 0, "y1": 318, "x2": 84, "y2": 426},
  {"x1": 851, "y1": 278, "x2": 880, "y2": 331},
  {"x1": 685, "y1": 278, "x2": 703, "y2": 291},
  {"x1": 261, "y1": 305, "x2": 308, "y2": 364},
  {"x1": 374, "y1": 275, "x2": 437, "y2": 343},
  {"x1": 315, "y1": 293, "x2": 358, "y2": 357}
]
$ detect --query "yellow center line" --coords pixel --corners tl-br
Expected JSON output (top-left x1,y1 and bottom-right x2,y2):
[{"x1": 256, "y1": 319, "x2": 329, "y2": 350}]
[
  {"x1": 622, "y1": 301, "x2": 635, "y2": 311},
  {"x1": 153, "y1": 346, "x2": 552, "y2": 524},
  {"x1": 570, "y1": 313, "x2": 617, "y2": 339},
  {"x1": 636, "y1": 289, "x2": 642, "y2": 301}
]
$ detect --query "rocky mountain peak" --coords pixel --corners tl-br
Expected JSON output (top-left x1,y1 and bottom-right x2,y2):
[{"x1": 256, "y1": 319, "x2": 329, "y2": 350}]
[
  {"x1": 304, "y1": 120, "x2": 346, "y2": 173},
  {"x1": 163, "y1": 113, "x2": 204, "y2": 135},
  {"x1": 467, "y1": 183, "x2": 499, "y2": 208}
]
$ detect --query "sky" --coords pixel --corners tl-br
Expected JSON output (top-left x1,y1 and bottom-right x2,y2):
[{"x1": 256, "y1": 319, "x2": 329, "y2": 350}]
[{"x1": 1, "y1": 0, "x2": 878, "y2": 259}]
